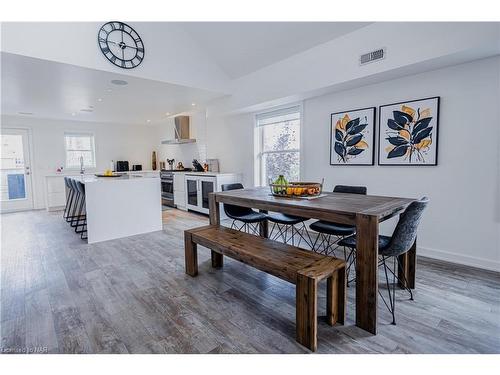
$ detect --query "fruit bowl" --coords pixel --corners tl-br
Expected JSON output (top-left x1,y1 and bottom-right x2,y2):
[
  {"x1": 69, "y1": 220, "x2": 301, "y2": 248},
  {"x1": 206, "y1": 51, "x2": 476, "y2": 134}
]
[{"x1": 269, "y1": 179, "x2": 323, "y2": 198}]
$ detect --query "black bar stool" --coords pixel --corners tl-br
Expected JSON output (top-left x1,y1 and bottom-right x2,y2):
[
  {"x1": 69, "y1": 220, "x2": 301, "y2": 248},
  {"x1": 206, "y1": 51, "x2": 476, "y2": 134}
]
[
  {"x1": 63, "y1": 177, "x2": 76, "y2": 222},
  {"x1": 65, "y1": 178, "x2": 87, "y2": 240},
  {"x1": 73, "y1": 180, "x2": 87, "y2": 239}
]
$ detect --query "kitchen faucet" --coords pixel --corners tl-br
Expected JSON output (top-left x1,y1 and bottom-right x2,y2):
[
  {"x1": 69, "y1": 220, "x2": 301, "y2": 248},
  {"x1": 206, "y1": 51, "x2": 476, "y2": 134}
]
[{"x1": 80, "y1": 156, "x2": 85, "y2": 175}]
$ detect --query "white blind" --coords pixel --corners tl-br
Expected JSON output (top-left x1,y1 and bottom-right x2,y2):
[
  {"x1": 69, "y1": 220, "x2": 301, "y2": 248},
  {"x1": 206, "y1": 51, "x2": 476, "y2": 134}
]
[{"x1": 256, "y1": 106, "x2": 301, "y2": 126}]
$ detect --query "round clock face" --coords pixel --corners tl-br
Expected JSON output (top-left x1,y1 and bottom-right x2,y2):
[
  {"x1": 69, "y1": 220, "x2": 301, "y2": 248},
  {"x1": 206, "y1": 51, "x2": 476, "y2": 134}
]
[{"x1": 98, "y1": 21, "x2": 144, "y2": 69}]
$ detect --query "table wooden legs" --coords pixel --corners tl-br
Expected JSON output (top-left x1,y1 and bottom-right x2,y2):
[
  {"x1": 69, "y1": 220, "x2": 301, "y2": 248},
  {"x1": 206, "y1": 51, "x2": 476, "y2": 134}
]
[
  {"x1": 398, "y1": 238, "x2": 416, "y2": 289},
  {"x1": 259, "y1": 209, "x2": 268, "y2": 238},
  {"x1": 355, "y1": 214, "x2": 379, "y2": 335},
  {"x1": 208, "y1": 192, "x2": 223, "y2": 268}
]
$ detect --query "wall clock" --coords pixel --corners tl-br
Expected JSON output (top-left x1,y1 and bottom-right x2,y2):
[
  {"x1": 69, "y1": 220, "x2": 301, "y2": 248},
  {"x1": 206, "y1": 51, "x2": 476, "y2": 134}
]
[{"x1": 98, "y1": 21, "x2": 145, "y2": 69}]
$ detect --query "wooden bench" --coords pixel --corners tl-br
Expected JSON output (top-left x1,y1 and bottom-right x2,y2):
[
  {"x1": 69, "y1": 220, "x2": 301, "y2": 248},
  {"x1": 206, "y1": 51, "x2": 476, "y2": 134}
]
[{"x1": 184, "y1": 225, "x2": 346, "y2": 352}]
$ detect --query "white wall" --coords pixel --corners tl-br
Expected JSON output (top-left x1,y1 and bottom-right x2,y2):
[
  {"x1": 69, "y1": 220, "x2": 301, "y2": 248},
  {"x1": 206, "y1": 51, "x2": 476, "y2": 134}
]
[
  {"x1": 206, "y1": 112, "x2": 255, "y2": 185},
  {"x1": 211, "y1": 22, "x2": 500, "y2": 114},
  {"x1": 1, "y1": 115, "x2": 159, "y2": 209},
  {"x1": 206, "y1": 57, "x2": 500, "y2": 271},
  {"x1": 156, "y1": 110, "x2": 208, "y2": 169}
]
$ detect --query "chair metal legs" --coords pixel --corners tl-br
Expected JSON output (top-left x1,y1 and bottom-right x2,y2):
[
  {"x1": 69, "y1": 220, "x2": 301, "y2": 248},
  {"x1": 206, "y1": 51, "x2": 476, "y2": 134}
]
[
  {"x1": 230, "y1": 220, "x2": 261, "y2": 236},
  {"x1": 268, "y1": 221, "x2": 313, "y2": 248},
  {"x1": 311, "y1": 233, "x2": 356, "y2": 285},
  {"x1": 64, "y1": 184, "x2": 87, "y2": 240},
  {"x1": 63, "y1": 188, "x2": 75, "y2": 221},
  {"x1": 311, "y1": 232, "x2": 345, "y2": 256},
  {"x1": 379, "y1": 255, "x2": 414, "y2": 325}
]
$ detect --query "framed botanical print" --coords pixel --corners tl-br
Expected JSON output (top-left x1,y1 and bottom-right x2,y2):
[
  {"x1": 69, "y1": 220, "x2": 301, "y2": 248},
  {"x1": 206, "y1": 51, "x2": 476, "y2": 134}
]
[
  {"x1": 330, "y1": 107, "x2": 376, "y2": 166},
  {"x1": 378, "y1": 96, "x2": 440, "y2": 166}
]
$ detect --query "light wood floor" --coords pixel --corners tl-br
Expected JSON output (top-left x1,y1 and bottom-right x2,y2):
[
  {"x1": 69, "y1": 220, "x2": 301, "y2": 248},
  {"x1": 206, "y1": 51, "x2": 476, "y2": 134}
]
[{"x1": 1, "y1": 208, "x2": 499, "y2": 354}]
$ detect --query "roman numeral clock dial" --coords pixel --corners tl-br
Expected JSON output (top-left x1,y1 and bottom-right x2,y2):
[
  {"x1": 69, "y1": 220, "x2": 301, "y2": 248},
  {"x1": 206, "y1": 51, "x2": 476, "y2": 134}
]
[{"x1": 98, "y1": 21, "x2": 144, "y2": 69}]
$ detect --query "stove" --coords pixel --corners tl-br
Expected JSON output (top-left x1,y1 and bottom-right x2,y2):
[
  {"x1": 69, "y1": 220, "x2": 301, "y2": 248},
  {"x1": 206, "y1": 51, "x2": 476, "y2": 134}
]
[
  {"x1": 160, "y1": 169, "x2": 194, "y2": 207},
  {"x1": 160, "y1": 170, "x2": 175, "y2": 207}
]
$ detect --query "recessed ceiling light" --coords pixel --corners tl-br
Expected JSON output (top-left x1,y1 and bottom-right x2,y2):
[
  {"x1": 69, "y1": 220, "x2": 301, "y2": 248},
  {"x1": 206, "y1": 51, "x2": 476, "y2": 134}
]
[
  {"x1": 18, "y1": 111, "x2": 33, "y2": 115},
  {"x1": 106, "y1": 89, "x2": 112, "y2": 93},
  {"x1": 111, "y1": 79, "x2": 128, "y2": 86},
  {"x1": 146, "y1": 119, "x2": 151, "y2": 123},
  {"x1": 191, "y1": 103, "x2": 196, "y2": 106},
  {"x1": 71, "y1": 112, "x2": 76, "y2": 116},
  {"x1": 165, "y1": 112, "x2": 171, "y2": 116},
  {"x1": 97, "y1": 98, "x2": 103, "y2": 102}
]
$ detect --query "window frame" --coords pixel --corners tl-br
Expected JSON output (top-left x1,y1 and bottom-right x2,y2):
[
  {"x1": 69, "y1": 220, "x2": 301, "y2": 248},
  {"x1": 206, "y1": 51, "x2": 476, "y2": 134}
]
[
  {"x1": 64, "y1": 132, "x2": 96, "y2": 170},
  {"x1": 254, "y1": 104, "x2": 302, "y2": 187}
]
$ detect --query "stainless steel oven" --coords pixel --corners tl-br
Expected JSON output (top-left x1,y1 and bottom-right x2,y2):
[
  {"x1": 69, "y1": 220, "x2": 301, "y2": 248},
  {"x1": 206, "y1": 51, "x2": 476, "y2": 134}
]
[{"x1": 160, "y1": 170, "x2": 174, "y2": 207}]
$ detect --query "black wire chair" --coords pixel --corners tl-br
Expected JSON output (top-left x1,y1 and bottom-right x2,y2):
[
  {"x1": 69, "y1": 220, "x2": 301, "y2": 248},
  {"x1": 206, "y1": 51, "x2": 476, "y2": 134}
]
[
  {"x1": 309, "y1": 185, "x2": 367, "y2": 284},
  {"x1": 339, "y1": 197, "x2": 429, "y2": 324},
  {"x1": 221, "y1": 183, "x2": 267, "y2": 235},
  {"x1": 267, "y1": 212, "x2": 313, "y2": 248}
]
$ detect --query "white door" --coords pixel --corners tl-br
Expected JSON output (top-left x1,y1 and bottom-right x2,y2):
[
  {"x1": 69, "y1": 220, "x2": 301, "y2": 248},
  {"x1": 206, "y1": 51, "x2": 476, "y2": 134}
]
[{"x1": 0, "y1": 128, "x2": 34, "y2": 212}]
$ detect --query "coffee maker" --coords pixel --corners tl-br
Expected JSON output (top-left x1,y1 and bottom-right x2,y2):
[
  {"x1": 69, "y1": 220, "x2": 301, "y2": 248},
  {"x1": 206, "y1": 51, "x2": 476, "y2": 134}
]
[{"x1": 166, "y1": 159, "x2": 175, "y2": 170}]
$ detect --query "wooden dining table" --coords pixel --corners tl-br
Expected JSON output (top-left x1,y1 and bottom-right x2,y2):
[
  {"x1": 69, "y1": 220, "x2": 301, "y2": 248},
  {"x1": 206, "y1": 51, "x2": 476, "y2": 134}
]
[{"x1": 208, "y1": 187, "x2": 416, "y2": 335}]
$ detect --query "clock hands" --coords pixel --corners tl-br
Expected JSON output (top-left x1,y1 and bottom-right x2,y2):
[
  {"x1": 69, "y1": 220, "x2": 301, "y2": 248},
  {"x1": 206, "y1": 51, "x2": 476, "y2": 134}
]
[{"x1": 106, "y1": 40, "x2": 138, "y2": 50}]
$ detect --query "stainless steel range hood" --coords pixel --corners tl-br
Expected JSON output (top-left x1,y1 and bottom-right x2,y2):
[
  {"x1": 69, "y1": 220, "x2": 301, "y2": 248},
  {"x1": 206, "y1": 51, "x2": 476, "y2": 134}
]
[{"x1": 161, "y1": 116, "x2": 196, "y2": 144}]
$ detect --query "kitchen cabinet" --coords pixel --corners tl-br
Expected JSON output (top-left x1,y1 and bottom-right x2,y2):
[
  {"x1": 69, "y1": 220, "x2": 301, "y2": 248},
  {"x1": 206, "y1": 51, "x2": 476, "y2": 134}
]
[
  {"x1": 185, "y1": 175, "x2": 214, "y2": 214},
  {"x1": 184, "y1": 173, "x2": 240, "y2": 215},
  {"x1": 173, "y1": 173, "x2": 186, "y2": 210},
  {"x1": 45, "y1": 176, "x2": 66, "y2": 211}
]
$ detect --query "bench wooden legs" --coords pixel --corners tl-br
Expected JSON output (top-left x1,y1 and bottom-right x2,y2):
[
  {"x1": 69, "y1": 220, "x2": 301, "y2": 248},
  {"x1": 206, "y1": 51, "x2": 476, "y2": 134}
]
[
  {"x1": 185, "y1": 232, "x2": 198, "y2": 276},
  {"x1": 296, "y1": 274, "x2": 318, "y2": 351},
  {"x1": 185, "y1": 231, "x2": 223, "y2": 274},
  {"x1": 296, "y1": 268, "x2": 346, "y2": 352},
  {"x1": 327, "y1": 267, "x2": 346, "y2": 326}
]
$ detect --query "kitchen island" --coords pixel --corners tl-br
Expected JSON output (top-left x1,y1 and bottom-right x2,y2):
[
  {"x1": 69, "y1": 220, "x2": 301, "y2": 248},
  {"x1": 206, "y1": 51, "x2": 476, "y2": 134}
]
[{"x1": 75, "y1": 172, "x2": 162, "y2": 244}]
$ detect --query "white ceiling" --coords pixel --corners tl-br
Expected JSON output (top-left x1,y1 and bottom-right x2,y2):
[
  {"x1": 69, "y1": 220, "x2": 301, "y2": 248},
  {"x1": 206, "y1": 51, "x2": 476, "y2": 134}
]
[
  {"x1": 1, "y1": 22, "x2": 373, "y2": 124},
  {"x1": 180, "y1": 22, "x2": 371, "y2": 79},
  {"x1": 1, "y1": 52, "x2": 226, "y2": 125}
]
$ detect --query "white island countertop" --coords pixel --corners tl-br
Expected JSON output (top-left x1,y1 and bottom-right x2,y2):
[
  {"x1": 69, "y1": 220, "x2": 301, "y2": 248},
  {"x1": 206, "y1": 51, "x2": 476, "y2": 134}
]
[
  {"x1": 78, "y1": 172, "x2": 162, "y2": 244},
  {"x1": 74, "y1": 172, "x2": 159, "y2": 183}
]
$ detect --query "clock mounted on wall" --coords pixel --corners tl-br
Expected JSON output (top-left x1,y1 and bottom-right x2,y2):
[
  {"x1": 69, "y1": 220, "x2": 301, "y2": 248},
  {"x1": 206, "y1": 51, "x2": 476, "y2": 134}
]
[{"x1": 98, "y1": 21, "x2": 145, "y2": 69}]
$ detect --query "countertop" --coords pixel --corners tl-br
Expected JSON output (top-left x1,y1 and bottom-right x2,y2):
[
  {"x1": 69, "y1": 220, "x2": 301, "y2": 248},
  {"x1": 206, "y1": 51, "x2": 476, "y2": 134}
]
[
  {"x1": 45, "y1": 170, "x2": 159, "y2": 177},
  {"x1": 169, "y1": 171, "x2": 238, "y2": 177},
  {"x1": 67, "y1": 173, "x2": 159, "y2": 183}
]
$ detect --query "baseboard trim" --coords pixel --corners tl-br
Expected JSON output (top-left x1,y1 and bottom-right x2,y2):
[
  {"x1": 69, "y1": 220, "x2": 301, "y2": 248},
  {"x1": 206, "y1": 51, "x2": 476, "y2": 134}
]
[{"x1": 418, "y1": 245, "x2": 500, "y2": 272}]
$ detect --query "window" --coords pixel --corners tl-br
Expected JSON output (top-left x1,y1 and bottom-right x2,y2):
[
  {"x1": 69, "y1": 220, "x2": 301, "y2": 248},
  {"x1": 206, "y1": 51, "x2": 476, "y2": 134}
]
[
  {"x1": 255, "y1": 106, "x2": 301, "y2": 186},
  {"x1": 64, "y1": 133, "x2": 96, "y2": 169}
]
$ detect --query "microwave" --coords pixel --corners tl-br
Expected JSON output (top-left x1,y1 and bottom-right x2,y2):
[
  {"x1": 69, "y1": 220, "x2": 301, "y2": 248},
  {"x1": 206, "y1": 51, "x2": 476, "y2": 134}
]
[{"x1": 116, "y1": 161, "x2": 129, "y2": 172}]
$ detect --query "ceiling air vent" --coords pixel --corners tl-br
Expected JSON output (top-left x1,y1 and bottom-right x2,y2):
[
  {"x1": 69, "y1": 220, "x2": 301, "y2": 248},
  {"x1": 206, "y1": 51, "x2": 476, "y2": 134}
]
[{"x1": 360, "y1": 48, "x2": 386, "y2": 66}]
